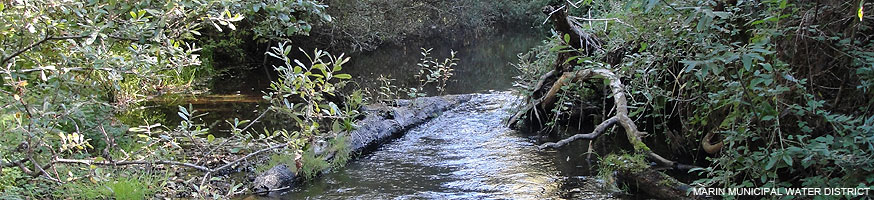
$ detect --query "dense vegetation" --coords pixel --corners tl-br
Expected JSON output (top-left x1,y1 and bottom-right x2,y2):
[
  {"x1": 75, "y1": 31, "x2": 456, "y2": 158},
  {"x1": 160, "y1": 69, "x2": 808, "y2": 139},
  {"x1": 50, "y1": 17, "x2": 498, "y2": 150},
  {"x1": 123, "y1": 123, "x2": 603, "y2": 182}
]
[
  {"x1": 306, "y1": 0, "x2": 547, "y2": 51},
  {"x1": 512, "y1": 0, "x2": 874, "y2": 197},
  {"x1": 0, "y1": 0, "x2": 342, "y2": 198},
  {"x1": 0, "y1": 0, "x2": 531, "y2": 198},
  {"x1": 2, "y1": 0, "x2": 872, "y2": 199}
]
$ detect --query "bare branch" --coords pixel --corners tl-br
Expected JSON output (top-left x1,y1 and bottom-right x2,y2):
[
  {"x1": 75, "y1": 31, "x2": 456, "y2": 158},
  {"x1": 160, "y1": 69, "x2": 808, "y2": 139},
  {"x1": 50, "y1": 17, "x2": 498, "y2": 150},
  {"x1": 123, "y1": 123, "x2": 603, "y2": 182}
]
[
  {"x1": 54, "y1": 158, "x2": 211, "y2": 172},
  {"x1": 535, "y1": 68, "x2": 678, "y2": 167},
  {"x1": 1, "y1": 35, "x2": 87, "y2": 66},
  {"x1": 569, "y1": 16, "x2": 635, "y2": 28},
  {"x1": 539, "y1": 116, "x2": 618, "y2": 149},
  {"x1": 1, "y1": 33, "x2": 141, "y2": 67},
  {"x1": 211, "y1": 144, "x2": 287, "y2": 173}
]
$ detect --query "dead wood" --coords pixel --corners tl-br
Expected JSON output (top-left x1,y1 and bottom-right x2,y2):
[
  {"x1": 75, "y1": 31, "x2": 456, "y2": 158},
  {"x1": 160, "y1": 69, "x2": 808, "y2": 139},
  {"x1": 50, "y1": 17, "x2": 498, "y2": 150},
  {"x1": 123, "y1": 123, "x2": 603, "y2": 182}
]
[{"x1": 538, "y1": 69, "x2": 676, "y2": 167}]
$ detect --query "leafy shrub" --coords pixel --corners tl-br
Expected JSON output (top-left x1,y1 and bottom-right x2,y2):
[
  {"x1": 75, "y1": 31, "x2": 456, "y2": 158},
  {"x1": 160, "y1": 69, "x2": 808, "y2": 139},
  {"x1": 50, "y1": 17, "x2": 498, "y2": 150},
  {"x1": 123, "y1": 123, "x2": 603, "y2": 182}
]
[
  {"x1": 407, "y1": 48, "x2": 460, "y2": 98},
  {"x1": 0, "y1": 0, "x2": 335, "y2": 198},
  {"x1": 516, "y1": 0, "x2": 874, "y2": 195}
]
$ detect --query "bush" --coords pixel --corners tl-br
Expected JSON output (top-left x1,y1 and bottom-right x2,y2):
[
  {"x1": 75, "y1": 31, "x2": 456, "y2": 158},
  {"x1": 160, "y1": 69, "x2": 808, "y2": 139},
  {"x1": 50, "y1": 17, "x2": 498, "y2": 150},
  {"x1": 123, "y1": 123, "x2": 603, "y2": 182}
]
[{"x1": 515, "y1": 0, "x2": 874, "y2": 194}]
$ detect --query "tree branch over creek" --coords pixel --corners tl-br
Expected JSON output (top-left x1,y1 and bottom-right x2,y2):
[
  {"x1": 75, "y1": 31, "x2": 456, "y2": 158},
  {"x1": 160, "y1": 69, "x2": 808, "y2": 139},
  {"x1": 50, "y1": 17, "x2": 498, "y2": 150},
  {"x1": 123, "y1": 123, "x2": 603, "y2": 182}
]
[{"x1": 509, "y1": 3, "x2": 705, "y2": 199}]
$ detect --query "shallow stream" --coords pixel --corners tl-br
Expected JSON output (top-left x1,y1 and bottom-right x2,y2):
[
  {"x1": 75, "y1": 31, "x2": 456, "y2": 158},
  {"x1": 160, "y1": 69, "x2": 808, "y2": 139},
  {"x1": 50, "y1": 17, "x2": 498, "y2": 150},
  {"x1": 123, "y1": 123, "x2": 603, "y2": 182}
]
[
  {"x1": 143, "y1": 27, "x2": 620, "y2": 199},
  {"x1": 277, "y1": 92, "x2": 614, "y2": 199}
]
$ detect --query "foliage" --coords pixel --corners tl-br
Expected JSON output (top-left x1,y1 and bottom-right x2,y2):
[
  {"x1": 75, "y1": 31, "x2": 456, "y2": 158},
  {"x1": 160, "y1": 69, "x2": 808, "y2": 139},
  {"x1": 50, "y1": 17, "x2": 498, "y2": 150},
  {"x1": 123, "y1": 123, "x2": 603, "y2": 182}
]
[
  {"x1": 0, "y1": 0, "x2": 333, "y2": 198},
  {"x1": 312, "y1": 0, "x2": 549, "y2": 51},
  {"x1": 230, "y1": 0, "x2": 331, "y2": 41},
  {"x1": 59, "y1": 171, "x2": 163, "y2": 200},
  {"x1": 515, "y1": 0, "x2": 874, "y2": 195},
  {"x1": 512, "y1": 38, "x2": 558, "y2": 98},
  {"x1": 262, "y1": 42, "x2": 362, "y2": 180},
  {"x1": 407, "y1": 48, "x2": 459, "y2": 98},
  {"x1": 0, "y1": 0, "x2": 244, "y2": 197},
  {"x1": 375, "y1": 75, "x2": 401, "y2": 101},
  {"x1": 298, "y1": 147, "x2": 330, "y2": 180},
  {"x1": 329, "y1": 134, "x2": 352, "y2": 169}
]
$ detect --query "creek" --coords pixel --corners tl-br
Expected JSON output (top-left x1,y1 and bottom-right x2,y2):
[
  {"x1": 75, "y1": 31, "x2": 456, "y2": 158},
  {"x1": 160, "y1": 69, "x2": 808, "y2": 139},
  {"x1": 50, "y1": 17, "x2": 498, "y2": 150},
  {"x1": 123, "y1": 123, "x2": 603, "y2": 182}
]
[
  {"x1": 276, "y1": 92, "x2": 614, "y2": 199},
  {"x1": 144, "y1": 27, "x2": 621, "y2": 199}
]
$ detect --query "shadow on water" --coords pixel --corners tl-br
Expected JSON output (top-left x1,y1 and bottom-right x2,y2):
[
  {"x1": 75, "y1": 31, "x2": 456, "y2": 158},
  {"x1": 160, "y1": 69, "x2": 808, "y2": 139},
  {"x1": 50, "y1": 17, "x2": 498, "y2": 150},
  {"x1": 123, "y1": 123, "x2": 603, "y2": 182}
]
[
  {"x1": 139, "y1": 27, "x2": 545, "y2": 136},
  {"x1": 342, "y1": 29, "x2": 542, "y2": 95}
]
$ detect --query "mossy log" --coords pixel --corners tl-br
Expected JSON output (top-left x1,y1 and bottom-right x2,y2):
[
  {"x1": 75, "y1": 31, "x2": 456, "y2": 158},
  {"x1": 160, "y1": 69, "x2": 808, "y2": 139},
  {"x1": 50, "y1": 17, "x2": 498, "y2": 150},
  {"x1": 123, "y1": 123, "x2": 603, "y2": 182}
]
[
  {"x1": 608, "y1": 155, "x2": 701, "y2": 199},
  {"x1": 252, "y1": 94, "x2": 473, "y2": 195}
]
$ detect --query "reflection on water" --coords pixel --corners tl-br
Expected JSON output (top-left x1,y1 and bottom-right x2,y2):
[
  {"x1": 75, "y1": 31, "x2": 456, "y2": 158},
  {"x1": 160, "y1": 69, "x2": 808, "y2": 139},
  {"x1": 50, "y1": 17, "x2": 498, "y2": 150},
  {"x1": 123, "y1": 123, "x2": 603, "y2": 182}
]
[
  {"x1": 138, "y1": 28, "x2": 543, "y2": 135},
  {"x1": 341, "y1": 29, "x2": 542, "y2": 95},
  {"x1": 277, "y1": 92, "x2": 616, "y2": 199}
]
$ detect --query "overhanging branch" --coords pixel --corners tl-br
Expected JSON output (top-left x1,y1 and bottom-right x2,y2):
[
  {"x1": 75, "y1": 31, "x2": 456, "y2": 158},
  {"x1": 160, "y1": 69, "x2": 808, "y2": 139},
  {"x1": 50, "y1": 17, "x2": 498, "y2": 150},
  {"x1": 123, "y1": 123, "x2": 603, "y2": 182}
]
[
  {"x1": 536, "y1": 68, "x2": 677, "y2": 167},
  {"x1": 539, "y1": 116, "x2": 617, "y2": 149}
]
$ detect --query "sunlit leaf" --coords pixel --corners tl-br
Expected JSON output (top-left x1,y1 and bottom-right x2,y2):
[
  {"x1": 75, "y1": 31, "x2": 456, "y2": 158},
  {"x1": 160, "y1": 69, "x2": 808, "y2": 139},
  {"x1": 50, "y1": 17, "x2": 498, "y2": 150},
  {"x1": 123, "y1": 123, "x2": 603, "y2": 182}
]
[{"x1": 334, "y1": 74, "x2": 352, "y2": 79}]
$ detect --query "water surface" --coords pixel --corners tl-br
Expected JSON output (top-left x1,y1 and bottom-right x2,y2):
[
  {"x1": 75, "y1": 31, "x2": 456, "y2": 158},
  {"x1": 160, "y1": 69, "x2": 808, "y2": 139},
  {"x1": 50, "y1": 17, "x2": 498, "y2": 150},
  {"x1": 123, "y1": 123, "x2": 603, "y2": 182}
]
[{"x1": 277, "y1": 92, "x2": 615, "y2": 199}]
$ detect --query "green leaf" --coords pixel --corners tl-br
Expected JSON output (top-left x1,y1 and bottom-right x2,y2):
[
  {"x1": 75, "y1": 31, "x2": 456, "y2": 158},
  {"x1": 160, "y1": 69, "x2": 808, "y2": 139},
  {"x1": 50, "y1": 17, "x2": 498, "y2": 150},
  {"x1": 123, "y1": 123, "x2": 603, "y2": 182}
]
[
  {"x1": 645, "y1": 0, "x2": 658, "y2": 12},
  {"x1": 742, "y1": 54, "x2": 753, "y2": 71},
  {"x1": 765, "y1": 156, "x2": 778, "y2": 170},
  {"x1": 332, "y1": 121, "x2": 341, "y2": 133},
  {"x1": 696, "y1": 15, "x2": 713, "y2": 32},
  {"x1": 782, "y1": 154, "x2": 793, "y2": 167},
  {"x1": 681, "y1": 60, "x2": 699, "y2": 72},
  {"x1": 563, "y1": 56, "x2": 581, "y2": 65},
  {"x1": 334, "y1": 74, "x2": 352, "y2": 79},
  {"x1": 563, "y1": 34, "x2": 571, "y2": 44},
  {"x1": 207, "y1": 134, "x2": 215, "y2": 143},
  {"x1": 178, "y1": 111, "x2": 188, "y2": 121},
  {"x1": 712, "y1": 11, "x2": 731, "y2": 19},
  {"x1": 760, "y1": 63, "x2": 773, "y2": 72}
]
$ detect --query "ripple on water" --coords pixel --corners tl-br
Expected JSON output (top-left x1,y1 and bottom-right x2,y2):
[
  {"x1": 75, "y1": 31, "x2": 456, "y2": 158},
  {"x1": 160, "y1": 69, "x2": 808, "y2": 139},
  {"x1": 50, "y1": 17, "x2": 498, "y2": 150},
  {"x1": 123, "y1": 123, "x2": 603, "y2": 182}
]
[{"x1": 278, "y1": 92, "x2": 614, "y2": 199}]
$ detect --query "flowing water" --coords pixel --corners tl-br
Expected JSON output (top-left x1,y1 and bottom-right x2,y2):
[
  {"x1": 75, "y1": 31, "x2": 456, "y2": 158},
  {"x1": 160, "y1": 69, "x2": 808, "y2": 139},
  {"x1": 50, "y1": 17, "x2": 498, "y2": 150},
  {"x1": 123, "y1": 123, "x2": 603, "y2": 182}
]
[
  {"x1": 140, "y1": 27, "x2": 620, "y2": 199},
  {"x1": 277, "y1": 92, "x2": 615, "y2": 199}
]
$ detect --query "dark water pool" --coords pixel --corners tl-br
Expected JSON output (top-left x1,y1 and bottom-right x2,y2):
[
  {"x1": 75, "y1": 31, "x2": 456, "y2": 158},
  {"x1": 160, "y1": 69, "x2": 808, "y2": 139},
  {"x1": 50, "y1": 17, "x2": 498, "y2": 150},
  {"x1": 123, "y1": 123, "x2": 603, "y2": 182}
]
[{"x1": 139, "y1": 27, "x2": 544, "y2": 135}]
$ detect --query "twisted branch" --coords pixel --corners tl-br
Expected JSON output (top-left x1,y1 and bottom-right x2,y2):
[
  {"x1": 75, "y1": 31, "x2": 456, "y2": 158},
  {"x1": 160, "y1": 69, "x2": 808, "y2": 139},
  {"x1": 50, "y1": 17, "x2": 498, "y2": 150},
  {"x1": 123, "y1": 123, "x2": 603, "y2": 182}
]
[{"x1": 537, "y1": 69, "x2": 676, "y2": 167}]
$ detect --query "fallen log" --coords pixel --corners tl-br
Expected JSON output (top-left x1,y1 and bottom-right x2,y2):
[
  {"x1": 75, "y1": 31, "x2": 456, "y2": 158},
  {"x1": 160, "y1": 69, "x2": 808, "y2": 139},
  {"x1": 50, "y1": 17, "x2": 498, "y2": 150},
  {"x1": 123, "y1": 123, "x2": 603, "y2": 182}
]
[{"x1": 252, "y1": 94, "x2": 472, "y2": 195}]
